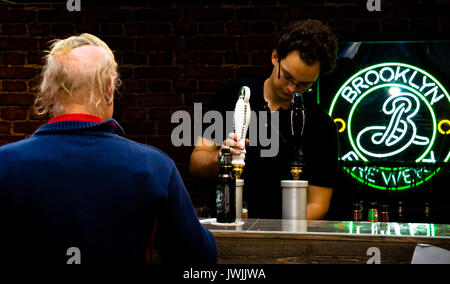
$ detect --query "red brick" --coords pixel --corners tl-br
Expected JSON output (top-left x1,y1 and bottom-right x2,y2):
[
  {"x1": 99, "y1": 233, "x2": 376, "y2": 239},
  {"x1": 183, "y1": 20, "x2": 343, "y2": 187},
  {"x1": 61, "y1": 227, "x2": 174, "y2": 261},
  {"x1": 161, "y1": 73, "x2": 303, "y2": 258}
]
[
  {"x1": 86, "y1": 9, "x2": 132, "y2": 23},
  {"x1": 236, "y1": 7, "x2": 284, "y2": 20},
  {"x1": 101, "y1": 37, "x2": 134, "y2": 52},
  {"x1": 225, "y1": 53, "x2": 249, "y2": 65},
  {"x1": 123, "y1": 108, "x2": 146, "y2": 121},
  {"x1": 198, "y1": 80, "x2": 223, "y2": 92},
  {"x1": 184, "y1": 67, "x2": 233, "y2": 79},
  {"x1": 101, "y1": 24, "x2": 123, "y2": 35},
  {"x1": 1, "y1": 24, "x2": 26, "y2": 35},
  {"x1": 147, "y1": 108, "x2": 171, "y2": 120},
  {"x1": 135, "y1": 67, "x2": 181, "y2": 79},
  {"x1": 147, "y1": 23, "x2": 172, "y2": 35},
  {"x1": 237, "y1": 35, "x2": 274, "y2": 51},
  {"x1": 0, "y1": 38, "x2": 38, "y2": 51},
  {"x1": 287, "y1": 5, "x2": 338, "y2": 20},
  {"x1": 37, "y1": 9, "x2": 82, "y2": 23},
  {"x1": 0, "y1": 134, "x2": 26, "y2": 146},
  {"x1": 174, "y1": 80, "x2": 196, "y2": 93},
  {"x1": 0, "y1": 9, "x2": 35, "y2": 23},
  {"x1": 250, "y1": 22, "x2": 276, "y2": 34},
  {"x1": 227, "y1": 22, "x2": 249, "y2": 35},
  {"x1": 28, "y1": 24, "x2": 50, "y2": 36},
  {"x1": 174, "y1": 22, "x2": 197, "y2": 35},
  {"x1": 184, "y1": 8, "x2": 234, "y2": 21},
  {"x1": 236, "y1": 66, "x2": 272, "y2": 79},
  {"x1": 0, "y1": 67, "x2": 37, "y2": 79},
  {"x1": 121, "y1": 54, "x2": 147, "y2": 65},
  {"x1": 124, "y1": 24, "x2": 146, "y2": 35},
  {"x1": 251, "y1": 51, "x2": 271, "y2": 65},
  {"x1": 185, "y1": 36, "x2": 235, "y2": 50},
  {"x1": 199, "y1": 23, "x2": 225, "y2": 34},
  {"x1": 134, "y1": 9, "x2": 180, "y2": 22},
  {"x1": 50, "y1": 24, "x2": 75, "y2": 36},
  {"x1": 148, "y1": 52, "x2": 173, "y2": 66},
  {"x1": 148, "y1": 81, "x2": 172, "y2": 92},
  {"x1": 135, "y1": 36, "x2": 183, "y2": 51},
  {"x1": 120, "y1": 122, "x2": 155, "y2": 135},
  {"x1": 0, "y1": 107, "x2": 28, "y2": 120},
  {"x1": 123, "y1": 80, "x2": 147, "y2": 93},
  {"x1": 27, "y1": 52, "x2": 45, "y2": 65},
  {"x1": 0, "y1": 93, "x2": 35, "y2": 106},
  {"x1": 4, "y1": 53, "x2": 26, "y2": 65},
  {"x1": 156, "y1": 122, "x2": 174, "y2": 135},
  {"x1": 175, "y1": 52, "x2": 198, "y2": 65},
  {"x1": 13, "y1": 121, "x2": 45, "y2": 134},
  {"x1": 199, "y1": 52, "x2": 224, "y2": 65},
  {"x1": 0, "y1": 122, "x2": 12, "y2": 134},
  {"x1": 2, "y1": 80, "x2": 27, "y2": 92},
  {"x1": 137, "y1": 93, "x2": 183, "y2": 107}
]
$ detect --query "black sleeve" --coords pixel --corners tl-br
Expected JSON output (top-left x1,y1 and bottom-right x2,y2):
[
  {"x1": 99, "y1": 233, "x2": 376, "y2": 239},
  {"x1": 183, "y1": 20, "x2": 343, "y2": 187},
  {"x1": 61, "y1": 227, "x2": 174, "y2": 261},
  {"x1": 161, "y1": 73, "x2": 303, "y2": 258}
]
[{"x1": 304, "y1": 110, "x2": 339, "y2": 189}]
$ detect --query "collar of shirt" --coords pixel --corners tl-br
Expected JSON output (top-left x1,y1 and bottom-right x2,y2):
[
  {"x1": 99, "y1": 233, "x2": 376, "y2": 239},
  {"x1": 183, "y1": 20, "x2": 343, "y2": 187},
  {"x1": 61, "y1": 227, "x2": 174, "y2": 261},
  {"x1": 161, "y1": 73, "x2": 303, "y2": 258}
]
[
  {"x1": 32, "y1": 114, "x2": 125, "y2": 136},
  {"x1": 48, "y1": 113, "x2": 104, "y2": 124}
]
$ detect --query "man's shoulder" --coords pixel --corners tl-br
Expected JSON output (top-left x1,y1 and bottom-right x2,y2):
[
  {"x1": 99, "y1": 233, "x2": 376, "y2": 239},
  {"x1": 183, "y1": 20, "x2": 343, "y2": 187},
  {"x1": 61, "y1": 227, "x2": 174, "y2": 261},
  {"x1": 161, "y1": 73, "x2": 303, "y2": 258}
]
[
  {"x1": 0, "y1": 136, "x2": 38, "y2": 155},
  {"x1": 111, "y1": 135, "x2": 176, "y2": 165}
]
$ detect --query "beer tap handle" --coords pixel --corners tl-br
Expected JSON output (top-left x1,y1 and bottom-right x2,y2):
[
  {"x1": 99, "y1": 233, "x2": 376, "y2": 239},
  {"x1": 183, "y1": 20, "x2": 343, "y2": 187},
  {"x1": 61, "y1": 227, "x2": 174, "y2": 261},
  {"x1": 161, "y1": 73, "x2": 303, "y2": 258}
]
[{"x1": 232, "y1": 86, "x2": 251, "y2": 179}]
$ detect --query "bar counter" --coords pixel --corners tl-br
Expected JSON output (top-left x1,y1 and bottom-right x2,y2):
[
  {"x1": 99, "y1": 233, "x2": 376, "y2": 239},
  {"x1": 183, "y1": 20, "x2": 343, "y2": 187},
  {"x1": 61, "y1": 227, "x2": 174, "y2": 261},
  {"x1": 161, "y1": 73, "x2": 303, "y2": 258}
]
[{"x1": 201, "y1": 219, "x2": 450, "y2": 264}]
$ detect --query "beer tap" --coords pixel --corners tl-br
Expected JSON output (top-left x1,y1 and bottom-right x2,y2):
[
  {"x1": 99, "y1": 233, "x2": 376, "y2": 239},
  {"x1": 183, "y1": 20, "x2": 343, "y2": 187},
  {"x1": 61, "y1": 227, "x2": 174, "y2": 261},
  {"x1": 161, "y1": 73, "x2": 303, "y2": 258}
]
[
  {"x1": 232, "y1": 86, "x2": 251, "y2": 179},
  {"x1": 289, "y1": 91, "x2": 306, "y2": 180}
]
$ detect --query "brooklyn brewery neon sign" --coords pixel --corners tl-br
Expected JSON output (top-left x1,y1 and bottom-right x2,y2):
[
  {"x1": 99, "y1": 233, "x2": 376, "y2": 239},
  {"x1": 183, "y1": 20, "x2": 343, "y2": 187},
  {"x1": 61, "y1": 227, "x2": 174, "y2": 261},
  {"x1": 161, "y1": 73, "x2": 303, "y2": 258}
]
[{"x1": 329, "y1": 62, "x2": 450, "y2": 190}]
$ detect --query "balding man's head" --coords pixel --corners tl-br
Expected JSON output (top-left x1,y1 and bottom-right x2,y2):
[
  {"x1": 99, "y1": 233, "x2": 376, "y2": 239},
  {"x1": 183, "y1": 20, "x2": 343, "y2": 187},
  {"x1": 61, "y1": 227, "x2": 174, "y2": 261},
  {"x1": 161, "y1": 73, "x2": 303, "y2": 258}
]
[{"x1": 36, "y1": 34, "x2": 119, "y2": 119}]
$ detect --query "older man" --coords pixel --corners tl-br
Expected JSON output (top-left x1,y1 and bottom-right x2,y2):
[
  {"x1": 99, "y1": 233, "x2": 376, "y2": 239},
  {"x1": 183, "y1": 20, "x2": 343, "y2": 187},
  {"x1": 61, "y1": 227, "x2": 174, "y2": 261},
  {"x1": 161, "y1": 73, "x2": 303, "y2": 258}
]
[{"x1": 0, "y1": 34, "x2": 217, "y2": 264}]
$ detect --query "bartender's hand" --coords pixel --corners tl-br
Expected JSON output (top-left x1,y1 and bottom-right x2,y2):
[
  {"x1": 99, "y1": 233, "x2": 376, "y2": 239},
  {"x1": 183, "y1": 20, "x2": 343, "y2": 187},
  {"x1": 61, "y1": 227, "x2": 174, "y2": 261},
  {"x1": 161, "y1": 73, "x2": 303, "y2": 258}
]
[{"x1": 220, "y1": 133, "x2": 249, "y2": 157}]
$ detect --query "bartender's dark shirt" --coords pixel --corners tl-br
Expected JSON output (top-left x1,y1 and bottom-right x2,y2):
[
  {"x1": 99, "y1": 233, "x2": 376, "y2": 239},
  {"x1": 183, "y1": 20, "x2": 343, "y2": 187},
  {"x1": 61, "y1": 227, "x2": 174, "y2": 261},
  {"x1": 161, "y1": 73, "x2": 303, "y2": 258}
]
[{"x1": 212, "y1": 79, "x2": 338, "y2": 219}]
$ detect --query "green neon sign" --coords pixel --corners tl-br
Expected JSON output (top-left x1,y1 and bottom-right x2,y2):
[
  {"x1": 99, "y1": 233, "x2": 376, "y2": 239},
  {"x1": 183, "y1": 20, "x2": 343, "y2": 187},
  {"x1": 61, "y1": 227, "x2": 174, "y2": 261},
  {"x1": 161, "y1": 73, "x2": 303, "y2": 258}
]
[{"x1": 329, "y1": 62, "x2": 450, "y2": 190}]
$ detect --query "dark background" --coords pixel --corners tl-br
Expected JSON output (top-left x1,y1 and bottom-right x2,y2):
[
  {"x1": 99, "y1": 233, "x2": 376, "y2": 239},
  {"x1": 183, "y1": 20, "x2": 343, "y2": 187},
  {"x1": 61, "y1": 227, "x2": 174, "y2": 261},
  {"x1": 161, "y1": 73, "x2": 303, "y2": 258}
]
[{"x1": 1, "y1": 0, "x2": 449, "y2": 222}]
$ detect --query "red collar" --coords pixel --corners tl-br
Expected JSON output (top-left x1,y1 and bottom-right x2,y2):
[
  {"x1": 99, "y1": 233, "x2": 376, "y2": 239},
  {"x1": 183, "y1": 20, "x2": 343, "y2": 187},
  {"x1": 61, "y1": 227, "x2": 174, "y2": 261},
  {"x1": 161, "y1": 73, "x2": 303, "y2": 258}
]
[{"x1": 48, "y1": 114, "x2": 103, "y2": 124}]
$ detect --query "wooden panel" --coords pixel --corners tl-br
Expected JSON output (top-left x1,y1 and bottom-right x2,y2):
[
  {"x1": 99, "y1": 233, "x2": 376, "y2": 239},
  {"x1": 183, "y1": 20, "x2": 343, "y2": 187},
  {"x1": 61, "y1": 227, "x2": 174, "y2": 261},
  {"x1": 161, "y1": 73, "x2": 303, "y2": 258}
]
[{"x1": 212, "y1": 232, "x2": 450, "y2": 264}]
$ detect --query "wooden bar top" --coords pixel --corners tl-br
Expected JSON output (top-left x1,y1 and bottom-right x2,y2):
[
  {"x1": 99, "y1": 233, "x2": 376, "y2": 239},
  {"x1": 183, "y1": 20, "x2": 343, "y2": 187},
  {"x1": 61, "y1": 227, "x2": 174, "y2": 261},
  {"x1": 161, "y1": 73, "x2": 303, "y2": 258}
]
[{"x1": 201, "y1": 219, "x2": 450, "y2": 264}]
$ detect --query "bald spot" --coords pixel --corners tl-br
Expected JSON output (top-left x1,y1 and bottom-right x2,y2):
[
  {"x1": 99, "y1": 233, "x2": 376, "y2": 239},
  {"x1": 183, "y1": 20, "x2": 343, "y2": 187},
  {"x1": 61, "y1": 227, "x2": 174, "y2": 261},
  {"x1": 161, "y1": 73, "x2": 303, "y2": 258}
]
[{"x1": 62, "y1": 44, "x2": 109, "y2": 69}]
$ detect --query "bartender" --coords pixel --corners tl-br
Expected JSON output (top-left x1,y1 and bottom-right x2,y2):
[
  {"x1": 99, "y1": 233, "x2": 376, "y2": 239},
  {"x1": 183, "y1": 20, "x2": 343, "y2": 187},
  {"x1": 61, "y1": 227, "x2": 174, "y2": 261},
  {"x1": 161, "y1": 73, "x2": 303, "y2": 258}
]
[{"x1": 189, "y1": 19, "x2": 339, "y2": 220}]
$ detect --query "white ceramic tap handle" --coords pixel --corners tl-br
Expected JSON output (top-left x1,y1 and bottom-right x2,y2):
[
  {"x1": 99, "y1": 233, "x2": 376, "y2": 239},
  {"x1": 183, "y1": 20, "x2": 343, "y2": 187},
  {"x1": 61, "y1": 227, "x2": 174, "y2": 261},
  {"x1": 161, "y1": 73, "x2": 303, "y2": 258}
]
[{"x1": 232, "y1": 86, "x2": 251, "y2": 166}]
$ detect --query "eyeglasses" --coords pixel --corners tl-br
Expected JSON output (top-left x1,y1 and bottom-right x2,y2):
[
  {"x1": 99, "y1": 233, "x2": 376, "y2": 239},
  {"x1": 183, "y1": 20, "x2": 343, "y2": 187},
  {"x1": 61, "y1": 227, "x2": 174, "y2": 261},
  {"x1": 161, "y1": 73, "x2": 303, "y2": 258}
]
[{"x1": 278, "y1": 59, "x2": 315, "y2": 93}]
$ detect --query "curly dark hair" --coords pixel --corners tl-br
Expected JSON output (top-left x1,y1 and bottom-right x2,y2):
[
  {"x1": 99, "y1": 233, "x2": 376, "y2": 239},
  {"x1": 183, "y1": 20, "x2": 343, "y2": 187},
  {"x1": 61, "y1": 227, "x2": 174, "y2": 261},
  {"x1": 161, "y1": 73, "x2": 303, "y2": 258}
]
[{"x1": 274, "y1": 19, "x2": 338, "y2": 74}]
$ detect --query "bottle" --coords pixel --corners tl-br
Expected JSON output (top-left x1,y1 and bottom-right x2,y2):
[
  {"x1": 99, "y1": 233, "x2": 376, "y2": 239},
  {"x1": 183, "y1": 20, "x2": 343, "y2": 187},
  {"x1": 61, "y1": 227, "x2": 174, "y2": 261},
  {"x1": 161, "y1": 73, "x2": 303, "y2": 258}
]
[
  {"x1": 216, "y1": 147, "x2": 236, "y2": 223},
  {"x1": 396, "y1": 201, "x2": 405, "y2": 222},
  {"x1": 368, "y1": 202, "x2": 378, "y2": 222},
  {"x1": 379, "y1": 204, "x2": 389, "y2": 222},
  {"x1": 423, "y1": 202, "x2": 431, "y2": 223},
  {"x1": 352, "y1": 201, "x2": 363, "y2": 221}
]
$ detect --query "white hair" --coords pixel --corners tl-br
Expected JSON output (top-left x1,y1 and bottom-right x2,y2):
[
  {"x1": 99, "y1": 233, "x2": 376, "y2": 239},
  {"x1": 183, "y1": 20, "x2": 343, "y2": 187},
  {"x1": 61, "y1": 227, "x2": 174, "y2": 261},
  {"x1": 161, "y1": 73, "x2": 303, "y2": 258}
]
[{"x1": 36, "y1": 33, "x2": 119, "y2": 117}]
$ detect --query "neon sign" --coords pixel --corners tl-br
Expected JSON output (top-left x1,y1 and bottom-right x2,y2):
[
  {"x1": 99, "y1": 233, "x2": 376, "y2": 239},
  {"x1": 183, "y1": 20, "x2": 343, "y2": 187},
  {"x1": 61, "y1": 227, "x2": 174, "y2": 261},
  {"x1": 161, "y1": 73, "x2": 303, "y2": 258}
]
[{"x1": 329, "y1": 62, "x2": 450, "y2": 190}]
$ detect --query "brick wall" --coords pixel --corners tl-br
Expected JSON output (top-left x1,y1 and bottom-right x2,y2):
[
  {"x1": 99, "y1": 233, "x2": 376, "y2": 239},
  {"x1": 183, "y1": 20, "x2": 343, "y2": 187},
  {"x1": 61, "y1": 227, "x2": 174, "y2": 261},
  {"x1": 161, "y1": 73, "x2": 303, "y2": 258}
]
[{"x1": 1, "y1": 0, "x2": 449, "y2": 208}]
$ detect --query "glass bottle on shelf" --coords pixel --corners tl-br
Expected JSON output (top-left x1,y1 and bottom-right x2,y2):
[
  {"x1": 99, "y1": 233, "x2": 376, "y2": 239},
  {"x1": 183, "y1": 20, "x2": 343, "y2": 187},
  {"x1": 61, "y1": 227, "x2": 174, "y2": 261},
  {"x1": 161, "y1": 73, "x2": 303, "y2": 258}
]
[
  {"x1": 368, "y1": 202, "x2": 378, "y2": 222},
  {"x1": 352, "y1": 201, "x2": 363, "y2": 221},
  {"x1": 379, "y1": 204, "x2": 389, "y2": 222}
]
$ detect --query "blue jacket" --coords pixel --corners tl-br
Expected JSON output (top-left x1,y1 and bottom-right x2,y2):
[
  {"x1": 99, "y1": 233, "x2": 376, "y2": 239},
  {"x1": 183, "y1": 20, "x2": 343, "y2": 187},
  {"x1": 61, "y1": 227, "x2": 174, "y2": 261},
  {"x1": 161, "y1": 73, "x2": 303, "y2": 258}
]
[{"x1": 0, "y1": 117, "x2": 217, "y2": 264}]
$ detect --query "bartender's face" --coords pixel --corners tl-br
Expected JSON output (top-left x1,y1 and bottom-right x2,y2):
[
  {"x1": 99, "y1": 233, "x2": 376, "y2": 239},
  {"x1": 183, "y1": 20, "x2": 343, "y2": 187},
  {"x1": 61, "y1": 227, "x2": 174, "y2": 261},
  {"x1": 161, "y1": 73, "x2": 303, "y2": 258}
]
[{"x1": 270, "y1": 50, "x2": 320, "y2": 103}]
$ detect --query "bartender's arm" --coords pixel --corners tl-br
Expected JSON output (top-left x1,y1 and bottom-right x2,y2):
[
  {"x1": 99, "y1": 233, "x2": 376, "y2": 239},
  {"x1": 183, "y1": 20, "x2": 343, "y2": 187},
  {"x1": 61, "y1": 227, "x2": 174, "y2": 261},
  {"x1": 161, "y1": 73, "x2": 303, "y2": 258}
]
[
  {"x1": 307, "y1": 185, "x2": 333, "y2": 220},
  {"x1": 189, "y1": 134, "x2": 248, "y2": 179}
]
